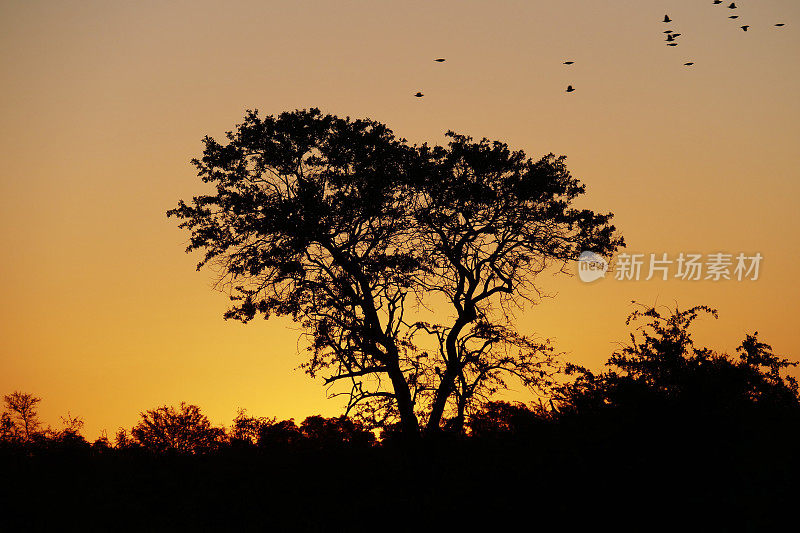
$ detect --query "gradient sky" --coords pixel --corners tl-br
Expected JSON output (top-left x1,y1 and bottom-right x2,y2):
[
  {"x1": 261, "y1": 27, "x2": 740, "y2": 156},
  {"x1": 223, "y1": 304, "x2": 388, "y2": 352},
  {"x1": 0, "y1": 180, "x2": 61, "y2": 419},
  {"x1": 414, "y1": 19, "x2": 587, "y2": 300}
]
[{"x1": 1, "y1": 0, "x2": 798, "y2": 439}]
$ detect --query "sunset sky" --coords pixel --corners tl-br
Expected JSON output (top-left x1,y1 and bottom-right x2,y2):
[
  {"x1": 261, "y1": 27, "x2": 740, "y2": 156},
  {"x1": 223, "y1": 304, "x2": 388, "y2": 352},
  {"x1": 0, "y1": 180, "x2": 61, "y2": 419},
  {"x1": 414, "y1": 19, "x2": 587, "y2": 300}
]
[{"x1": 1, "y1": 0, "x2": 798, "y2": 439}]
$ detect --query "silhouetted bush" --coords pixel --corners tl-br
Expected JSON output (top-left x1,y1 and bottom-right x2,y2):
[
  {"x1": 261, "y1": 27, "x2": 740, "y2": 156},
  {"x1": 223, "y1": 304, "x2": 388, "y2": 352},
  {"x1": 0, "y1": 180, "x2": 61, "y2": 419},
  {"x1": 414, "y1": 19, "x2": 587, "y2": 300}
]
[
  {"x1": 466, "y1": 400, "x2": 548, "y2": 438},
  {"x1": 129, "y1": 402, "x2": 225, "y2": 454},
  {"x1": 555, "y1": 305, "x2": 800, "y2": 421},
  {"x1": 299, "y1": 415, "x2": 376, "y2": 449},
  {"x1": 256, "y1": 418, "x2": 305, "y2": 450},
  {"x1": 255, "y1": 416, "x2": 375, "y2": 451}
]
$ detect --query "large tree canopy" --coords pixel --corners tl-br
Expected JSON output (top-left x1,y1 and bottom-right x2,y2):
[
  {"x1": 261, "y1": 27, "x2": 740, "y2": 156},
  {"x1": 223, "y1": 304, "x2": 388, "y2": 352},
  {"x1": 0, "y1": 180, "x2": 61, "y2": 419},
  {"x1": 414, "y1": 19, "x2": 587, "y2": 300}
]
[{"x1": 168, "y1": 108, "x2": 624, "y2": 438}]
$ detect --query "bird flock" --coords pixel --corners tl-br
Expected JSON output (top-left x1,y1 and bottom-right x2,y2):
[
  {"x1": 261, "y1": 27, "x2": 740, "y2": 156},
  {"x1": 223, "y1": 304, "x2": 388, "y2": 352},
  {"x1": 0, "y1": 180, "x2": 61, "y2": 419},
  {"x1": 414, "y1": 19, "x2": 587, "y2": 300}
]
[
  {"x1": 414, "y1": 4, "x2": 788, "y2": 98},
  {"x1": 661, "y1": 2, "x2": 785, "y2": 56}
]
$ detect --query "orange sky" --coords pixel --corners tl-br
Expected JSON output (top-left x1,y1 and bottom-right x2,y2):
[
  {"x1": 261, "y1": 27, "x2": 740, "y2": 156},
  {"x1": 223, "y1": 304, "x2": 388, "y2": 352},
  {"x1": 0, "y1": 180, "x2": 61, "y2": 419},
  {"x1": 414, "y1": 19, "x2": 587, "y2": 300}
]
[{"x1": 1, "y1": 0, "x2": 798, "y2": 439}]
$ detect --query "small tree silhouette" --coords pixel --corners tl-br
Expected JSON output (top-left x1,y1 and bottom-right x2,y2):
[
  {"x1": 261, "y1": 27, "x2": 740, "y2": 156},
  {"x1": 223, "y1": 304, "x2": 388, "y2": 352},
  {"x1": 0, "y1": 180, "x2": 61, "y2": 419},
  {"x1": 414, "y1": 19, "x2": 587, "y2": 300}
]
[
  {"x1": 229, "y1": 408, "x2": 272, "y2": 446},
  {"x1": 256, "y1": 418, "x2": 304, "y2": 449},
  {"x1": 2, "y1": 391, "x2": 42, "y2": 441},
  {"x1": 131, "y1": 402, "x2": 224, "y2": 454},
  {"x1": 299, "y1": 415, "x2": 376, "y2": 449},
  {"x1": 466, "y1": 400, "x2": 546, "y2": 438}
]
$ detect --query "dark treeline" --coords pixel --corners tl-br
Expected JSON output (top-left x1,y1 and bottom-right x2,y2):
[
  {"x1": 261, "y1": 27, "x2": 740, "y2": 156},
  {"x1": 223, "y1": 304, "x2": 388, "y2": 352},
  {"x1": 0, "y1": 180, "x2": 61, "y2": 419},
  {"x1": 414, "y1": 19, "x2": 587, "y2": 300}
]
[{"x1": 2, "y1": 305, "x2": 799, "y2": 531}]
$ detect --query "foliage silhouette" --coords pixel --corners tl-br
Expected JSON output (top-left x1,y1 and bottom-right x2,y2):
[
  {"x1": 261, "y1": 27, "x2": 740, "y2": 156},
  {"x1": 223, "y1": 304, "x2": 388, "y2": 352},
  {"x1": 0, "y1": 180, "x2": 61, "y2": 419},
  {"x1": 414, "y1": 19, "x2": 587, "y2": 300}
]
[
  {"x1": 298, "y1": 415, "x2": 376, "y2": 449},
  {"x1": 229, "y1": 414, "x2": 378, "y2": 452},
  {"x1": 555, "y1": 304, "x2": 800, "y2": 419},
  {"x1": 2, "y1": 391, "x2": 42, "y2": 442},
  {"x1": 2, "y1": 325, "x2": 799, "y2": 533},
  {"x1": 466, "y1": 400, "x2": 550, "y2": 438},
  {"x1": 168, "y1": 108, "x2": 623, "y2": 437},
  {"x1": 228, "y1": 408, "x2": 271, "y2": 447},
  {"x1": 129, "y1": 402, "x2": 225, "y2": 454}
]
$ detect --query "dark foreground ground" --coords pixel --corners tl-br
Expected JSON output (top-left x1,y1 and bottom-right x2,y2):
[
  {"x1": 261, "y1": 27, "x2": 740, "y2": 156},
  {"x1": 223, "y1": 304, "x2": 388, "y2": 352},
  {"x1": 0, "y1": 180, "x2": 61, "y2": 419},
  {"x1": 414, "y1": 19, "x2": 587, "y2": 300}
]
[{"x1": 2, "y1": 414, "x2": 797, "y2": 532}]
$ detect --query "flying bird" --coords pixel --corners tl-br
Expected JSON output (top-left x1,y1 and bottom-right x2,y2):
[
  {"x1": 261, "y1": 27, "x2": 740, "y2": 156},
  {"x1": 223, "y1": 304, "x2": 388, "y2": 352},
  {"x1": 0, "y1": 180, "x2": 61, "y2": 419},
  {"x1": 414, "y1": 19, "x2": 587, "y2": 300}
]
[
  {"x1": 563, "y1": 61, "x2": 575, "y2": 65},
  {"x1": 434, "y1": 58, "x2": 446, "y2": 62},
  {"x1": 672, "y1": 33, "x2": 682, "y2": 37},
  {"x1": 664, "y1": 30, "x2": 673, "y2": 33},
  {"x1": 414, "y1": 92, "x2": 424, "y2": 97},
  {"x1": 664, "y1": 15, "x2": 672, "y2": 23},
  {"x1": 713, "y1": 0, "x2": 722, "y2": 4},
  {"x1": 741, "y1": 25, "x2": 750, "y2": 31},
  {"x1": 667, "y1": 42, "x2": 678, "y2": 46},
  {"x1": 729, "y1": 15, "x2": 739, "y2": 19},
  {"x1": 566, "y1": 85, "x2": 575, "y2": 92},
  {"x1": 684, "y1": 62, "x2": 695, "y2": 66},
  {"x1": 728, "y1": 2, "x2": 737, "y2": 8},
  {"x1": 775, "y1": 23, "x2": 785, "y2": 27}
]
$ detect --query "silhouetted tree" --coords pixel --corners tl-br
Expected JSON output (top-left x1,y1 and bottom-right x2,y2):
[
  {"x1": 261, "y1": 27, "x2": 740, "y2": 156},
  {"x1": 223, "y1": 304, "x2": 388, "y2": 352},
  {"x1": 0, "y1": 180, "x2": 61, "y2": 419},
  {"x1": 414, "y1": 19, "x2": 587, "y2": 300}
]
[
  {"x1": 114, "y1": 427, "x2": 135, "y2": 449},
  {"x1": 42, "y1": 412, "x2": 89, "y2": 450},
  {"x1": 169, "y1": 108, "x2": 623, "y2": 438},
  {"x1": 130, "y1": 402, "x2": 224, "y2": 454},
  {"x1": 91, "y1": 433, "x2": 112, "y2": 453},
  {"x1": 466, "y1": 400, "x2": 547, "y2": 438},
  {"x1": 2, "y1": 391, "x2": 42, "y2": 441},
  {"x1": 737, "y1": 331, "x2": 799, "y2": 406},
  {"x1": 229, "y1": 408, "x2": 272, "y2": 447},
  {"x1": 58, "y1": 412, "x2": 84, "y2": 436},
  {"x1": 256, "y1": 418, "x2": 304, "y2": 449},
  {"x1": 299, "y1": 415, "x2": 376, "y2": 449},
  {"x1": 556, "y1": 304, "x2": 800, "y2": 416}
]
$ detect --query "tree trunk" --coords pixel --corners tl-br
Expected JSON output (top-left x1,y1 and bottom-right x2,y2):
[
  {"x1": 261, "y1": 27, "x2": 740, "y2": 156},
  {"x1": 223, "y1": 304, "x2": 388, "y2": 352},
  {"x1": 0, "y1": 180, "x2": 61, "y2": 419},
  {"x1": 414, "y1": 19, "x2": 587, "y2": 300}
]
[
  {"x1": 426, "y1": 314, "x2": 470, "y2": 433},
  {"x1": 386, "y1": 361, "x2": 420, "y2": 439}
]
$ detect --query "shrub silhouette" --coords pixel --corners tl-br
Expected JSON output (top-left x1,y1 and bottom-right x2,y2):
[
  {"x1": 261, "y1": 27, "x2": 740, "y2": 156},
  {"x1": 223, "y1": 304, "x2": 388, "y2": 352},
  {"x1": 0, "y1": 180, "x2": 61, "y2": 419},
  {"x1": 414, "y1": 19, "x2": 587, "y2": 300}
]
[
  {"x1": 255, "y1": 415, "x2": 375, "y2": 450},
  {"x1": 130, "y1": 402, "x2": 225, "y2": 454},
  {"x1": 228, "y1": 408, "x2": 271, "y2": 447},
  {"x1": 299, "y1": 415, "x2": 376, "y2": 449},
  {"x1": 256, "y1": 418, "x2": 305, "y2": 450},
  {"x1": 556, "y1": 304, "x2": 800, "y2": 418},
  {"x1": 466, "y1": 400, "x2": 547, "y2": 438}
]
